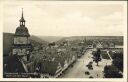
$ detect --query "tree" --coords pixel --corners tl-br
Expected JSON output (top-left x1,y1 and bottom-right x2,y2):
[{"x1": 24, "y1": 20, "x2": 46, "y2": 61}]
[
  {"x1": 93, "y1": 48, "x2": 101, "y2": 66},
  {"x1": 104, "y1": 65, "x2": 123, "y2": 78},
  {"x1": 112, "y1": 52, "x2": 123, "y2": 72}
]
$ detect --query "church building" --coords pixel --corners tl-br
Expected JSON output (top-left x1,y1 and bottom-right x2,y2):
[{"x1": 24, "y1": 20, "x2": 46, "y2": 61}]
[
  {"x1": 12, "y1": 8, "x2": 31, "y2": 62},
  {"x1": 3, "y1": 9, "x2": 32, "y2": 77}
]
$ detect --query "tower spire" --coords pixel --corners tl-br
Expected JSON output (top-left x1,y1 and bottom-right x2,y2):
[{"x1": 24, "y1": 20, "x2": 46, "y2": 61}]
[{"x1": 22, "y1": 8, "x2": 23, "y2": 18}]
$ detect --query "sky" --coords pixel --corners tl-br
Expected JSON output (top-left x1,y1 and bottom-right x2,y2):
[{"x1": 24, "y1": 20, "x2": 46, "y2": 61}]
[{"x1": 2, "y1": 1, "x2": 126, "y2": 36}]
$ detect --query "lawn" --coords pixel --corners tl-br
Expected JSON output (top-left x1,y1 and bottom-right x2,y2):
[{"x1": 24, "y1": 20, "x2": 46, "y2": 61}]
[{"x1": 101, "y1": 51, "x2": 110, "y2": 59}]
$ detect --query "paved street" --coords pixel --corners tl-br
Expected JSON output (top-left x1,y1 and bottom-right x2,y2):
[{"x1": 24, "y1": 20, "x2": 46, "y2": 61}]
[{"x1": 62, "y1": 49, "x2": 112, "y2": 78}]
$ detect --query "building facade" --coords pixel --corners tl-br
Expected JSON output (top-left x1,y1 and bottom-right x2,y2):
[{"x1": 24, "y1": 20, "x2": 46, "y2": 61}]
[{"x1": 12, "y1": 9, "x2": 31, "y2": 62}]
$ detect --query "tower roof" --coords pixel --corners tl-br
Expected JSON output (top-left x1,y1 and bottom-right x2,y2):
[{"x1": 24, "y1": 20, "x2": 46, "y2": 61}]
[
  {"x1": 15, "y1": 8, "x2": 30, "y2": 37},
  {"x1": 15, "y1": 26, "x2": 30, "y2": 37}
]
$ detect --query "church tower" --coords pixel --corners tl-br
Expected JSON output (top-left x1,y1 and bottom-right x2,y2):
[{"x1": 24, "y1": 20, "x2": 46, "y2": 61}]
[{"x1": 12, "y1": 8, "x2": 31, "y2": 62}]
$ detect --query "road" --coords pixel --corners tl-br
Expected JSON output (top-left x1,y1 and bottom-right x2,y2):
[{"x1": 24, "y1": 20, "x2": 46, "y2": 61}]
[{"x1": 62, "y1": 49, "x2": 112, "y2": 78}]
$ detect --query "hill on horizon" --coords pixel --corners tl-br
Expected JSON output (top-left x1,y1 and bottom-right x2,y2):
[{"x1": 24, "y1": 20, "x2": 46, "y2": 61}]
[
  {"x1": 37, "y1": 36, "x2": 64, "y2": 43},
  {"x1": 56, "y1": 36, "x2": 123, "y2": 41},
  {"x1": 3, "y1": 32, "x2": 123, "y2": 56},
  {"x1": 3, "y1": 32, "x2": 49, "y2": 56}
]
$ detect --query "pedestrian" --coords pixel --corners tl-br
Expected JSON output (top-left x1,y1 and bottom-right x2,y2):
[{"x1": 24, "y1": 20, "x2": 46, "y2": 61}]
[{"x1": 97, "y1": 74, "x2": 98, "y2": 77}]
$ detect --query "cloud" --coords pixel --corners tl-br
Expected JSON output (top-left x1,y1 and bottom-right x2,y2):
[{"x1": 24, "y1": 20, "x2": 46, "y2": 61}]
[
  {"x1": 3, "y1": 1, "x2": 125, "y2": 36},
  {"x1": 99, "y1": 12, "x2": 123, "y2": 22}
]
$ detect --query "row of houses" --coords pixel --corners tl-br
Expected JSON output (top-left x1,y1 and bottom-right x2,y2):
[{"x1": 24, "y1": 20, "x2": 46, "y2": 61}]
[{"x1": 26, "y1": 42, "x2": 81, "y2": 78}]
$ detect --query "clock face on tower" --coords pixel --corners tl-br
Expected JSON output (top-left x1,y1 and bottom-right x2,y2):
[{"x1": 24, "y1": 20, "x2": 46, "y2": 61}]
[{"x1": 14, "y1": 37, "x2": 28, "y2": 44}]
